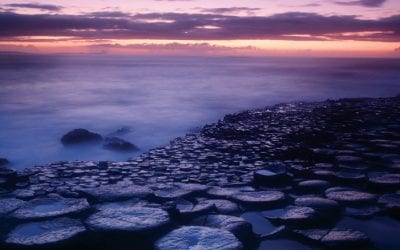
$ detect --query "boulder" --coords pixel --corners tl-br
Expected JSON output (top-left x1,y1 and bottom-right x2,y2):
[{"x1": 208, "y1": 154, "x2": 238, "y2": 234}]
[
  {"x1": 103, "y1": 137, "x2": 138, "y2": 152},
  {"x1": 155, "y1": 226, "x2": 242, "y2": 250},
  {"x1": 61, "y1": 129, "x2": 102, "y2": 145},
  {"x1": 0, "y1": 158, "x2": 9, "y2": 167}
]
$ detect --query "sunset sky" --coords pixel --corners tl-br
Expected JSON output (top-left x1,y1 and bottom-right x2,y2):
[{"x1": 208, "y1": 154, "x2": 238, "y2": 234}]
[{"x1": 0, "y1": 0, "x2": 399, "y2": 57}]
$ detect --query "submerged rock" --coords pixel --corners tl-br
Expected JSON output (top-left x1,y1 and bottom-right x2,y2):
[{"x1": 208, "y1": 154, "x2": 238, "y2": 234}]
[
  {"x1": 61, "y1": 128, "x2": 102, "y2": 145},
  {"x1": 5, "y1": 217, "x2": 86, "y2": 247},
  {"x1": 86, "y1": 207, "x2": 170, "y2": 233},
  {"x1": 155, "y1": 226, "x2": 242, "y2": 250},
  {"x1": 12, "y1": 196, "x2": 90, "y2": 220},
  {"x1": 103, "y1": 137, "x2": 138, "y2": 152}
]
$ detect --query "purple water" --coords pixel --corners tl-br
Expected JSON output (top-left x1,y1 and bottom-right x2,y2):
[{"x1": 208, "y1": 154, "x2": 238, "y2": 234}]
[{"x1": 0, "y1": 54, "x2": 399, "y2": 169}]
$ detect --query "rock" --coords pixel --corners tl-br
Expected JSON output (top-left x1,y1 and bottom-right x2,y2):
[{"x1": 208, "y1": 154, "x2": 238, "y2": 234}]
[
  {"x1": 325, "y1": 187, "x2": 377, "y2": 206},
  {"x1": 321, "y1": 228, "x2": 370, "y2": 248},
  {"x1": 103, "y1": 137, "x2": 138, "y2": 152},
  {"x1": 12, "y1": 196, "x2": 90, "y2": 220},
  {"x1": 294, "y1": 197, "x2": 341, "y2": 215},
  {"x1": 0, "y1": 168, "x2": 17, "y2": 188},
  {"x1": 197, "y1": 199, "x2": 239, "y2": 214},
  {"x1": 78, "y1": 184, "x2": 152, "y2": 202},
  {"x1": 5, "y1": 217, "x2": 86, "y2": 247},
  {"x1": 297, "y1": 180, "x2": 330, "y2": 193},
  {"x1": 176, "y1": 199, "x2": 214, "y2": 219},
  {"x1": 0, "y1": 158, "x2": 9, "y2": 167},
  {"x1": 345, "y1": 206, "x2": 381, "y2": 219},
  {"x1": 336, "y1": 155, "x2": 363, "y2": 164},
  {"x1": 0, "y1": 198, "x2": 26, "y2": 216},
  {"x1": 378, "y1": 193, "x2": 400, "y2": 218},
  {"x1": 232, "y1": 191, "x2": 285, "y2": 208},
  {"x1": 368, "y1": 174, "x2": 400, "y2": 191},
  {"x1": 254, "y1": 166, "x2": 289, "y2": 186},
  {"x1": 61, "y1": 128, "x2": 102, "y2": 145},
  {"x1": 155, "y1": 226, "x2": 242, "y2": 250},
  {"x1": 86, "y1": 207, "x2": 170, "y2": 233},
  {"x1": 293, "y1": 228, "x2": 330, "y2": 242},
  {"x1": 274, "y1": 206, "x2": 318, "y2": 227},
  {"x1": 153, "y1": 183, "x2": 205, "y2": 200},
  {"x1": 190, "y1": 215, "x2": 253, "y2": 240}
]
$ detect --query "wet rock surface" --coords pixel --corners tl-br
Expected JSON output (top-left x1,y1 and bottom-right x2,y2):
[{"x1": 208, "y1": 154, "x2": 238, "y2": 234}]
[{"x1": 1, "y1": 96, "x2": 400, "y2": 249}]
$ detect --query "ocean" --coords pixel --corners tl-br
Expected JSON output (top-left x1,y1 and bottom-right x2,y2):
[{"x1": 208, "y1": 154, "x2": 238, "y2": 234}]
[{"x1": 0, "y1": 54, "x2": 399, "y2": 169}]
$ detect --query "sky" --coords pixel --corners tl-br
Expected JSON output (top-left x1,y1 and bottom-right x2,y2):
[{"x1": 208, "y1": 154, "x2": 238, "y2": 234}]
[{"x1": 0, "y1": 0, "x2": 399, "y2": 57}]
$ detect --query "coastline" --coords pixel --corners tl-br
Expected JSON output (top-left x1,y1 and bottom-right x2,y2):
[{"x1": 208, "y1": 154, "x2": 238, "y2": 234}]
[{"x1": 1, "y1": 95, "x2": 400, "y2": 249}]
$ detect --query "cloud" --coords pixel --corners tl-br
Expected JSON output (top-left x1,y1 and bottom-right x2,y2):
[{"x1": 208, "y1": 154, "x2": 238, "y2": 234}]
[
  {"x1": 335, "y1": 0, "x2": 386, "y2": 7},
  {"x1": 5, "y1": 3, "x2": 62, "y2": 11},
  {"x1": 87, "y1": 42, "x2": 260, "y2": 56},
  {"x1": 0, "y1": 11, "x2": 398, "y2": 42},
  {"x1": 395, "y1": 47, "x2": 400, "y2": 53},
  {"x1": 198, "y1": 7, "x2": 261, "y2": 15}
]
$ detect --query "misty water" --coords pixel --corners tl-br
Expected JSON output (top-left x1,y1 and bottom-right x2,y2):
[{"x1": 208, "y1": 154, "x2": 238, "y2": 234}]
[{"x1": 0, "y1": 54, "x2": 399, "y2": 170}]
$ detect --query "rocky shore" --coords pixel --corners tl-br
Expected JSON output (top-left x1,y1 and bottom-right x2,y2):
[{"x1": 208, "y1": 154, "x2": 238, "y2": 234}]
[{"x1": 1, "y1": 96, "x2": 400, "y2": 249}]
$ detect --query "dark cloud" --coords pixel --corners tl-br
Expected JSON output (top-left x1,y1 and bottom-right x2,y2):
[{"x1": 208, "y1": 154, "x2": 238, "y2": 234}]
[
  {"x1": 335, "y1": 0, "x2": 386, "y2": 7},
  {"x1": 86, "y1": 11, "x2": 131, "y2": 18},
  {"x1": 5, "y1": 3, "x2": 62, "y2": 11},
  {"x1": 198, "y1": 7, "x2": 261, "y2": 14},
  {"x1": 0, "y1": 11, "x2": 399, "y2": 42}
]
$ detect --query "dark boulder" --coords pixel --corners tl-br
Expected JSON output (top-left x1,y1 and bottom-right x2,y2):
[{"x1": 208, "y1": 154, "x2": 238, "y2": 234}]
[
  {"x1": 103, "y1": 137, "x2": 138, "y2": 152},
  {"x1": 0, "y1": 158, "x2": 9, "y2": 167},
  {"x1": 61, "y1": 129, "x2": 102, "y2": 145}
]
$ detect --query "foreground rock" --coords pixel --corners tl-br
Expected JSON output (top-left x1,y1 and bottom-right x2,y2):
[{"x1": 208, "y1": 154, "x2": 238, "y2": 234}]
[
  {"x1": 61, "y1": 129, "x2": 102, "y2": 145},
  {"x1": 320, "y1": 228, "x2": 370, "y2": 248},
  {"x1": 232, "y1": 191, "x2": 285, "y2": 208},
  {"x1": 12, "y1": 196, "x2": 90, "y2": 220},
  {"x1": 0, "y1": 198, "x2": 26, "y2": 216},
  {"x1": 86, "y1": 207, "x2": 170, "y2": 233},
  {"x1": 1, "y1": 96, "x2": 400, "y2": 249},
  {"x1": 155, "y1": 226, "x2": 242, "y2": 250},
  {"x1": 78, "y1": 184, "x2": 152, "y2": 202},
  {"x1": 191, "y1": 215, "x2": 253, "y2": 240},
  {"x1": 5, "y1": 217, "x2": 86, "y2": 248}
]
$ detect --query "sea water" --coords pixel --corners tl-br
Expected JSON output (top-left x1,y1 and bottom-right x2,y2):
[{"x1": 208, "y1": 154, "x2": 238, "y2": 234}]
[{"x1": 0, "y1": 54, "x2": 399, "y2": 169}]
